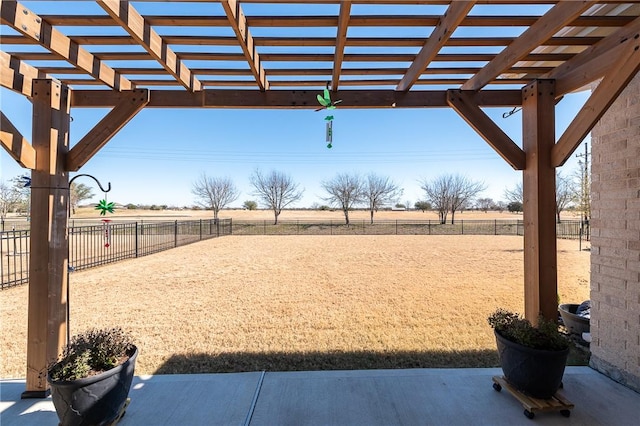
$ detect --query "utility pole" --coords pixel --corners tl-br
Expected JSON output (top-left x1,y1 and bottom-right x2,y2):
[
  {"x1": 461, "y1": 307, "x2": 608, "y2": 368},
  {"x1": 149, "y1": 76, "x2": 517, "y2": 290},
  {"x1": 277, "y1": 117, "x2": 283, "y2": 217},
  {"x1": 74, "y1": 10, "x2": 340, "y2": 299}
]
[{"x1": 576, "y1": 143, "x2": 590, "y2": 237}]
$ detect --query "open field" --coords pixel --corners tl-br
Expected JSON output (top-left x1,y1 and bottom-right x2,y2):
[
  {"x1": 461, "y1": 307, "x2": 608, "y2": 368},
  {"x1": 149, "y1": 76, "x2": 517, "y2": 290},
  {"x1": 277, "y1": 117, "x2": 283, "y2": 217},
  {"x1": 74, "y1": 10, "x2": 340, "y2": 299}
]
[
  {"x1": 64, "y1": 207, "x2": 582, "y2": 222},
  {"x1": 0, "y1": 235, "x2": 590, "y2": 378}
]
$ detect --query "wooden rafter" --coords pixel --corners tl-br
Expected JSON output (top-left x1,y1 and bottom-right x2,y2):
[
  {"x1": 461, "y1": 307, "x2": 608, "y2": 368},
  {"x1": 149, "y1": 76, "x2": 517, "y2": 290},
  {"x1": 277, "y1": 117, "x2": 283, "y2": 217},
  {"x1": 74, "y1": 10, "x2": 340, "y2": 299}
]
[
  {"x1": 0, "y1": 111, "x2": 35, "y2": 169},
  {"x1": 462, "y1": 1, "x2": 596, "y2": 91},
  {"x1": 552, "y1": 38, "x2": 640, "y2": 167},
  {"x1": 545, "y1": 15, "x2": 640, "y2": 96},
  {"x1": 396, "y1": 1, "x2": 476, "y2": 92},
  {"x1": 1, "y1": 34, "x2": 604, "y2": 48},
  {"x1": 36, "y1": 14, "x2": 636, "y2": 28},
  {"x1": 0, "y1": 50, "x2": 46, "y2": 97},
  {"x1": 0, "y1": 1, "x2": 132, "y2": 90},
  {"x1": 97, "y1": 1, "x2": 201, "y2": 92},
  {"x1": 66, "y1": 89, "x2": 150, "y2": 171},
  {"x1": 446, "y1": 90, "x2": 525, "y2": 170},
  {"x1": 331, "y1": 0, "x2": 351, "y2": 91},
  {"x1": 220, "y1": 0, "x2": 268, "y2": 91}
]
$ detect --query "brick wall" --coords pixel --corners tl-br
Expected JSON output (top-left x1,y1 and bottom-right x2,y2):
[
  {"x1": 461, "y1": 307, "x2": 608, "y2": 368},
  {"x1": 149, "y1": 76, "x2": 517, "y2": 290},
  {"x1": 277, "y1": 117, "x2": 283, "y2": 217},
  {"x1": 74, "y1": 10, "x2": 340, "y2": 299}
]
[{"x1": 589, "y1": 71, "x2": 640, "y2": 392}]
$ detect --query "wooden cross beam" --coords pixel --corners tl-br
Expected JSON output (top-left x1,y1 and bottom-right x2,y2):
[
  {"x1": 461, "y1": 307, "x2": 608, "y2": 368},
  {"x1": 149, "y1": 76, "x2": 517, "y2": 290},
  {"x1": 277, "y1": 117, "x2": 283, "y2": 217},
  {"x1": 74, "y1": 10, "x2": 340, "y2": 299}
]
[{"x1": 0, "y1": 111, "x2": 35, "y2": 169}]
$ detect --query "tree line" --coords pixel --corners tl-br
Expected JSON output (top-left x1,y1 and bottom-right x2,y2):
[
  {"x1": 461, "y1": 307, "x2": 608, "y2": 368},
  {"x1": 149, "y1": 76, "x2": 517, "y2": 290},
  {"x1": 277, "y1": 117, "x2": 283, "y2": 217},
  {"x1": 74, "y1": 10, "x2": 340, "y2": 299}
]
[
  {"x1": 191, "y1": 162, "x2": 590, "y2": 226},
  {"x1": 1, "y1": 158, "x2": 590, "y2": 227}
]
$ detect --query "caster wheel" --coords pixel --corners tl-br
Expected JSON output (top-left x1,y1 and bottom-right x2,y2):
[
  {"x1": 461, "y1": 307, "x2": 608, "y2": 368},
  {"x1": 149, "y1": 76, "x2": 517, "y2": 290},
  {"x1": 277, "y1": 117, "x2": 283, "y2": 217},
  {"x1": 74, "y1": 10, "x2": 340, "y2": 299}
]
[
  {"x1": 524, "y1": 409, "x2": 535, "y2": 419},
  {"x1": 559, "y1": 381, "x2": 564, "y2": 389},
  {"x1": 560, "y1": 410, "x2": 571, "y2": 418},
  {"x1": 493, "y1": 382, "x2": 502, "y2": 392}
]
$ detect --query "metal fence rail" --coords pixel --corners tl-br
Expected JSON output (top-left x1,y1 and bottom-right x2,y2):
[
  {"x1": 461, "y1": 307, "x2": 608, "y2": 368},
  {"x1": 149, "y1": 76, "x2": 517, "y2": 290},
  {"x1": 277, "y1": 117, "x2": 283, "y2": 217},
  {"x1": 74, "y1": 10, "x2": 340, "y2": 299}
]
[
  {"x1": 1, "y1": 219, "x2": 231, "y2": 289},
  {"x1": 231, "y1": 219, "x2": 588, "y2": 239}
]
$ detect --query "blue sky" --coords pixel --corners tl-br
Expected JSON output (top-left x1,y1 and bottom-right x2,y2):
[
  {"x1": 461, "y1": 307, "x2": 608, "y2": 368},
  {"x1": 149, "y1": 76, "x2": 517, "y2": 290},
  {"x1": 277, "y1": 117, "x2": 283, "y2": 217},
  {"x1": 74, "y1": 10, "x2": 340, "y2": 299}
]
[
  {"x1": 0, "y1": 1, "x2": 589, "y2": 208},
  {"x1": 0, "y1": 88, "x2": 590, "y2": 208}
]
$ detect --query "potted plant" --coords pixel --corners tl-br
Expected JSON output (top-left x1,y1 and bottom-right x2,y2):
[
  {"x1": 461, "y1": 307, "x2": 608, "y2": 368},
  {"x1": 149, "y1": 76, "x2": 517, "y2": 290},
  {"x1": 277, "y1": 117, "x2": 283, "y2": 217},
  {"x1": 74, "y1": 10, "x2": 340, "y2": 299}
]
[
  {"x1": 46, "y1": 327, "x2": 138, "y2": 426},
  {"x1": 488, "y1": 308, "x2": 570, "y2": 399}
]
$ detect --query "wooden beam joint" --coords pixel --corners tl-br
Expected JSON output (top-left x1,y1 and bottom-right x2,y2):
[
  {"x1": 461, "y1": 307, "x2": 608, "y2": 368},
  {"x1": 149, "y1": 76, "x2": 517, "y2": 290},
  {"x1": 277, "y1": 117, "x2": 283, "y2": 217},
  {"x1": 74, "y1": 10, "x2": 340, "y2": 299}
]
[
  {"x1": 66, "y1": 89, "x2": 149, "y2": 171},
  {"x1": 447, "y1": 89, "x2": 525, "y2": 170}
]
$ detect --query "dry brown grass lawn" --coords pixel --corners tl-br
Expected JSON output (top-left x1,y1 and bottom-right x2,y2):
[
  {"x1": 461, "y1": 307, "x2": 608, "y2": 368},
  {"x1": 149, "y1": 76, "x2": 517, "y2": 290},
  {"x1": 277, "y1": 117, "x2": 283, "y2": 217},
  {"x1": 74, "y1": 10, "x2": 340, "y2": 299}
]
[{"x1": 0, "y1": 235, "x2": 590, "y2": 378}]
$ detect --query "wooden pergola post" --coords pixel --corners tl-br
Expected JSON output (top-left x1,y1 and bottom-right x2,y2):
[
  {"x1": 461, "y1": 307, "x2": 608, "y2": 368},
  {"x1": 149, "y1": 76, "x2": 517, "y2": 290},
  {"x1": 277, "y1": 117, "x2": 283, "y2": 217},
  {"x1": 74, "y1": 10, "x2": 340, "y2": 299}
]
[
  {"x1": 521, "y1": 79, "x2": 558, "y2": 324},
  {"x1": 22, "y1": 79, "x2": 70, "y2": 397}
]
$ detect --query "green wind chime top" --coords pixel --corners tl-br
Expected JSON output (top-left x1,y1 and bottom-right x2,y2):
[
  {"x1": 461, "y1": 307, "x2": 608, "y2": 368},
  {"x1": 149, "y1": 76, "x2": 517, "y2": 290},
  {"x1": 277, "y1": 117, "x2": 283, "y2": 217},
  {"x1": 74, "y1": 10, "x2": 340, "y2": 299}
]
[
  {"x1": 316, "y1": 84, "x2": 342, "y2": 149},
  {"x1": 95, "y1": 198, "x2": 115, "y2": 215}
]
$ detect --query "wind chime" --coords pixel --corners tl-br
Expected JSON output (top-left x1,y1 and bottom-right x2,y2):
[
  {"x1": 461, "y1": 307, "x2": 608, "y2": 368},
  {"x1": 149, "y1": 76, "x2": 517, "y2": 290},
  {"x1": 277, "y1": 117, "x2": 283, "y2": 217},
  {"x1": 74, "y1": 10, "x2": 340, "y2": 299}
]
[
  {"x1": 95, "y1": 191, "x2": 115, "y2": 248},
  {"x1": 316, "y1": 82, "x2": 342, "y2": 148}
]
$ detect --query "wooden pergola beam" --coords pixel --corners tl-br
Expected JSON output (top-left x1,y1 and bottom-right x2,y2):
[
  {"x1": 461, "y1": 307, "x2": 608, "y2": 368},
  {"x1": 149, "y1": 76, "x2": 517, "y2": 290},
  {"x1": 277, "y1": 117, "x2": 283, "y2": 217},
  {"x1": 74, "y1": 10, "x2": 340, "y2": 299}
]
[
  {"x1": 522, "y1": 79, "x2": 558, "y2": 324},
  {"x1": 331, "y1": 0, "x2": 351, "y2": 91},
  {"x1": 0, "y1": 1, "x2": 132, "y2": 91},
  {"x1": 396, "y1": 1, "x2": 476, "y2": 92},
  {"x1": 0, "y1": 50, "x2": 46, "y2": 97},
  {"x1": 220, "y1": 0, "x2": 268, "y2": 91},
  {"x1": 462, "y1": 1, "x2": 596, "y2": 91},
  {"x1": 552, "y1": 38, "x2": 640, "y2": 168},
  {"x1": 447, "y1": 90, "x2": 525, "y2": 170},
  {"x1": 0, "y1": 111, "x2": 36, "y2": 169},
  {"x1": 97, "y1": 1, "x2": 201, "y2": 92},
  {"x1": 66, "y1": 89, "x2": 149, "y2": 171},
  {"x1": 545, "y1": 15, "x2": 640, "y2": 96},
  {"x1": 68, "y1": 89, "x2": 523, "y2": 109}
]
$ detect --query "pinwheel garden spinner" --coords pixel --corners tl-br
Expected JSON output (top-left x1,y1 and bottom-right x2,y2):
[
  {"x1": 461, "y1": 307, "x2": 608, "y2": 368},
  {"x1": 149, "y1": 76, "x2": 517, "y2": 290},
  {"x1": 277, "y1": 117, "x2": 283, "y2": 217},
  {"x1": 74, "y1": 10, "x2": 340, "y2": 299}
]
[{"x1": 316, "y1": 84, "x2": 342, "y2": 148}]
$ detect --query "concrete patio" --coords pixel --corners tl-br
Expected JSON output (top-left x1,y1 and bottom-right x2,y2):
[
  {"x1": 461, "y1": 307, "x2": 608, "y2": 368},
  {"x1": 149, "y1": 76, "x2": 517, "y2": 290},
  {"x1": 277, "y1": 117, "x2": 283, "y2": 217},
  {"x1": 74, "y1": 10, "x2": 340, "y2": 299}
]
[{"x1": 2, "y1": 366, "x2": 639, "y2": 425}]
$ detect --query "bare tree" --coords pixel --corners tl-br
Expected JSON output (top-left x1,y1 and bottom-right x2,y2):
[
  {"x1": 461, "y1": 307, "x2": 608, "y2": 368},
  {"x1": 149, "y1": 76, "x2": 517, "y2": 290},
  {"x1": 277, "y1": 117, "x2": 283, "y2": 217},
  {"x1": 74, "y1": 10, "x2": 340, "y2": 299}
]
[
  {"x1": 506, "y1": 173, "x2": 575, "y2": 223},
  {"x1": 503, "y1": 182, "x2": 523, "y2": 205},
  {"x1": 420, "y1": 174, "x2": 452, "y2": 224},
  {"x1": 0, "y1": 181, "x2": 18, "y2": 228},
  {"x1": 420, "y1": 174, "x2": 485, "y2": 224},
  {"x1": 556, "y1": 172, "x2": 573, "y2": 223},
  {"x1": 321, "y1": 173, "x2": 364, "y2": 225},
  {"x1": 250, "y1": 169, "x2": 304, "y2": 224},
  {"x1": 191, "y1": 174, "x2": 240, "y2": 220},
  {"x1": 476, "y1": 198, "x2": 496, "y2": 212},
  {"x1": 363, "y1": 173, "x2": 403, "y2": 224},
  {"x1": 69, "y1": 183, "x2": 95, "y2": 215},
  {"x1": 448, "y1": 174, "x2": 486, "y2": 223}
]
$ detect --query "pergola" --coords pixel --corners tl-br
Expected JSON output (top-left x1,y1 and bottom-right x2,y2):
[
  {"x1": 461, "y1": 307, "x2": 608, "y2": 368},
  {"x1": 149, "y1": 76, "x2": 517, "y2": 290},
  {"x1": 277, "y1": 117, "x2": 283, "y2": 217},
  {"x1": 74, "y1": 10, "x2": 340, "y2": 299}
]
[{"x1": 1, "y1": 0, "x2": 640, "y2": 396}]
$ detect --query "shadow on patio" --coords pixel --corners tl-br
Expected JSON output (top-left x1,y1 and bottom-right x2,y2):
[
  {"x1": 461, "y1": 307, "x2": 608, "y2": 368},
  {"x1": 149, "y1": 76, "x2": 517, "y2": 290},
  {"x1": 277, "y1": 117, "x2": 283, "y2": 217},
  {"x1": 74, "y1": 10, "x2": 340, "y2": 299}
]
[{"x1": 153, "y1": 349, "x2": 501, "y2": 374}]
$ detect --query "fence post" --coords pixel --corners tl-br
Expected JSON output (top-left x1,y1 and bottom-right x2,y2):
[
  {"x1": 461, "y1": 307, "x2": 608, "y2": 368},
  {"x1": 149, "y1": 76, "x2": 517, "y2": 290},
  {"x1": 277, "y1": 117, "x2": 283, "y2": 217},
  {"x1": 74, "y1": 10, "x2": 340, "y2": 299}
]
[
  {"x1": 395, "y1": 220, "x2": 398, "y2": 235},
  {"x1": 461, "y1": 220, "x2": 464, "y2": 235},
  {"x1": 494, "y1": 219, "x2": 497, "y2": 235},
  {"x1": 229, "y1": 218, "x2": 232, "y2": 235},
  {"x1": 135, "y1": 222, "x2": 139, "y2": 258},
  {"x1": 174, "y1": 220, "x2": 178, "y2": 247},
  {"x1": 199, "y1": 219, "x2": 203, "y2": 240}
]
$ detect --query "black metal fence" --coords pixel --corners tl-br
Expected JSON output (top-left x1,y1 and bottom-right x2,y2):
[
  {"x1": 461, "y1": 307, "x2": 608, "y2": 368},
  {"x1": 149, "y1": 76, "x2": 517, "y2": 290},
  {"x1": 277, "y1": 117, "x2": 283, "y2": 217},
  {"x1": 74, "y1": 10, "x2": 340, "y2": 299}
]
[
  {"x1": 1, "y1": 218, "x2": 588, "y2": 290},
  {"x1": 1, "y1": 219, "x2": 231, "y2": 289},
  {"x1": 231, "y1": 219, "x2": 589, "y2": 239}
]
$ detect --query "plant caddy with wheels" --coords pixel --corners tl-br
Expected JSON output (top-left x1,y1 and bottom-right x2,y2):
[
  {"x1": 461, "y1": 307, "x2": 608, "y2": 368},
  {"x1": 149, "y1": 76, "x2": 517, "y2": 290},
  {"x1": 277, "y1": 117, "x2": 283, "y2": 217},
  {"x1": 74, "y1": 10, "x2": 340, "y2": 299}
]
[{"x1": 488, "y1": 309, "x2": 574, "y2": 420}]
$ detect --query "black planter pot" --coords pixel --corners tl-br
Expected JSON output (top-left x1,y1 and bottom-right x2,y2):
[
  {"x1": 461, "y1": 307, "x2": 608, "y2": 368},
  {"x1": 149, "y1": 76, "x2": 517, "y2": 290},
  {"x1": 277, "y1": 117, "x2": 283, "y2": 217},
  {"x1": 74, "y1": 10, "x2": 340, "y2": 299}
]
[
  {"x1": 48, "y1": 346, "x2": 138, "y2": 426},
  {"x1": 495, "y1": 331, "x2": 568, "y2": 399},
  {"x1": 559, "y1": 303, "x2": 590, "y2": 336}
]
